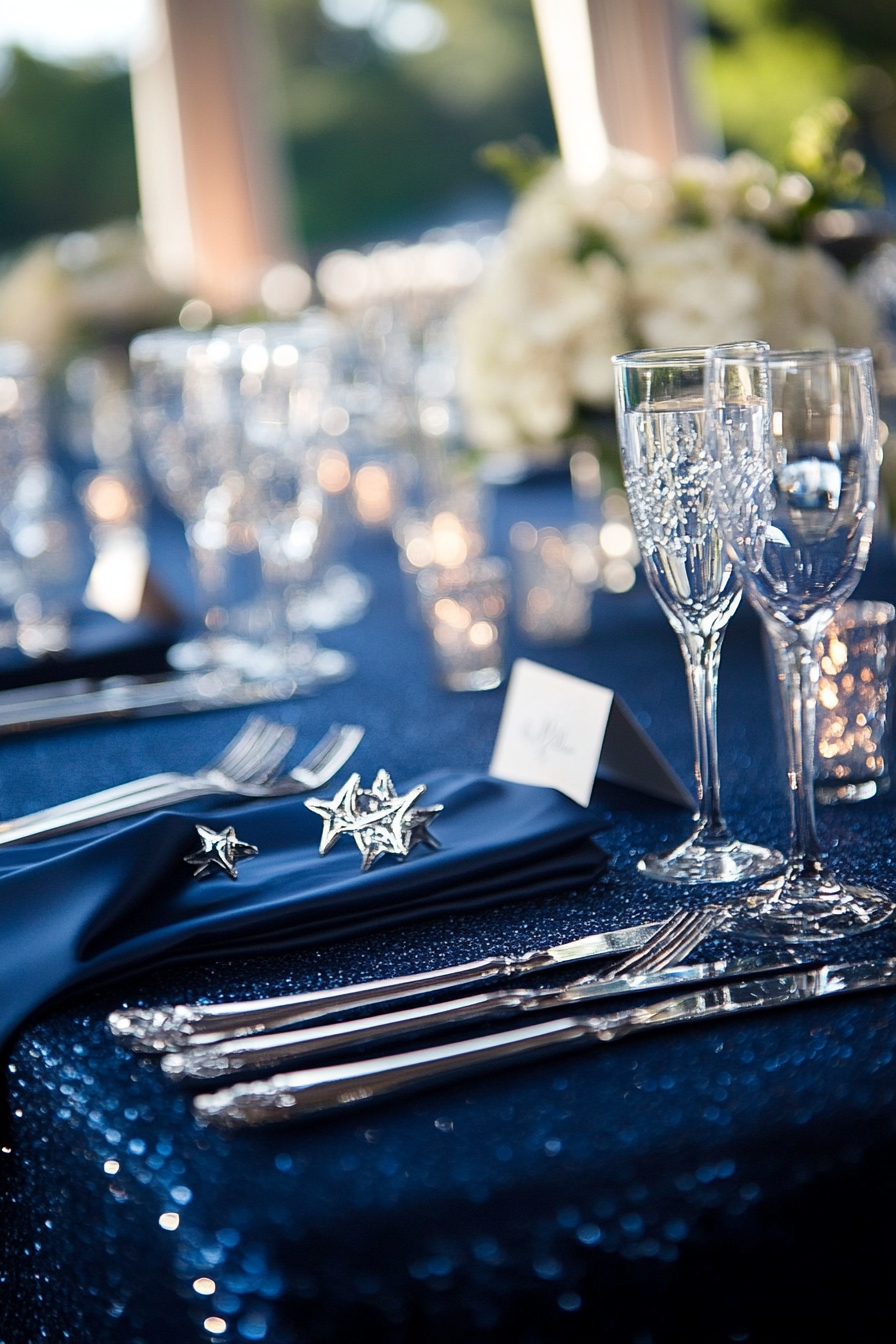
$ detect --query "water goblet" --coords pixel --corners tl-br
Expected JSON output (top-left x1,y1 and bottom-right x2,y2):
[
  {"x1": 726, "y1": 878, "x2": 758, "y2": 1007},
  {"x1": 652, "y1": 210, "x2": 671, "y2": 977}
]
[
  {"x1": 613, "y1": 346, "x2": 782, "y2": 884},
  {"x1": 707, "y1": 344, "x2": 894, "y2": 939}
]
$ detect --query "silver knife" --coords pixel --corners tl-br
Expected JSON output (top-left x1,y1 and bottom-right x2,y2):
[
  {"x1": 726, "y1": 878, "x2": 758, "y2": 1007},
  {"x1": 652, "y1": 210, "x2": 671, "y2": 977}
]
[
  {"x1": 192, "y1": 957, "x2": 896, "y2": 1127},
  {"x1": 109, "y1": 918, "x2": 671, "y2": 1053},
  {"x1": 0, "y1": 663, "x2": 354, "y2": 736},
  {"x1": 162, "y1": 950, "x2": 806, "y2": 1080}
]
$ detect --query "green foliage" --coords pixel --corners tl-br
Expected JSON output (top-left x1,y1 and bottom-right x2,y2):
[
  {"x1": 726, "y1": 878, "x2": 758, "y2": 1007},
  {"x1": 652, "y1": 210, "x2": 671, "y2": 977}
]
[
  {"x1": 705, "y1": 19, "x2": 849, "y2": 165},
  {"x1": 787, "y1": 97, "x2": 882, "y2": 207},
  {"x1": 573, "y1": 225, "x2": 623, "y2": 268},
  {"x1": 261, "y1": 0, "x2": 556, "y2": 249},
  {"x1": 475, "y1": 136, "x2": 551, "y2": 195},
  {"x1": 702, "y1": 0, "x2": 896, "y2": 195},
  {"x1": 0, "y1": 49, "x2": 138, "y2": 254}
]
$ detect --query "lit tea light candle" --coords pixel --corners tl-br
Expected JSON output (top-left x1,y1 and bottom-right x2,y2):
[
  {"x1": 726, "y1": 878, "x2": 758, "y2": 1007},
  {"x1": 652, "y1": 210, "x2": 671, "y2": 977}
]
[
  {"x1": 815, "y1": 600, "x2": 895, "y2": 803},
  {"x1": 417, "y1": 558, "x2": 508, "y2": 691}
]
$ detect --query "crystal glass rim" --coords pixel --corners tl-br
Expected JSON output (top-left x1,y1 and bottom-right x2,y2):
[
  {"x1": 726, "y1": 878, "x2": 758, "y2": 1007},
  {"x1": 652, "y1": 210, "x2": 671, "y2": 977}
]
[
  {"x1": 612, "y1": 345, "x2": 709, "y2": 370},
  {"x1": 613, "y1": 341, "x2": 769, "y2": 370},
  {"x1": 708, "y1": 344, "x2": 874, "y2": 368}
]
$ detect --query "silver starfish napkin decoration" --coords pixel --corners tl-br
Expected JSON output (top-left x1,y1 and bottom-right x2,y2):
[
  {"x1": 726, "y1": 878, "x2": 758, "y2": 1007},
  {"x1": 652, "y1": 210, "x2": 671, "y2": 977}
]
[
  {"x1": 185, "y1": 825, "x2": 259, "y2": 880},
  {"x1": 305, "y1": 770, "x2": 443, "y2": 871}
]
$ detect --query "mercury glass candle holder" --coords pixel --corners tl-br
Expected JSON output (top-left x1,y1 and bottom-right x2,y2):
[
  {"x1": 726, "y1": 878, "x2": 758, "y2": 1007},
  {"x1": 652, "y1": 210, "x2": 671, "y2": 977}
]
[
  {"x1": 509, "y1": 521, "x2": 598, "y2": 644},
  {"x1": 417, "y1": 557, "x2": 508, "y2": 691},
  {"x1": 815, "y1": 600, "x2": 896, "y2": 803}
]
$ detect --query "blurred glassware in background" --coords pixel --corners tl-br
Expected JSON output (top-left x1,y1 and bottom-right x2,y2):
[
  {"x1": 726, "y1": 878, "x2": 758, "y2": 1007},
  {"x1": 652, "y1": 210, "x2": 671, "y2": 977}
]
[
  {"x1": 417, "y1": 557, "x2": 509, "y2": 692},
  {"x1": 856, "y1": 243, "x2": 896, "y2": 397},
  {"x1": 64, "y1": 353, "x2": 150, "y2": 626},
  {"x1": 509, "y1": 521, "x2": 598, "y2": 644},
  {"x1": 394, "y1": 493, "x2": 487, "y2": 622},
  {"x1": 316, "y1": 227, "x2": 496, "y2": 508},
  {"x1": 0, "y1": 343, "x2": 83, "y2": 658},
  {"x1": 815, "y1": 600, "x2": 895, "y2": 804},
  {"x1": 129, "y1": 320, "x2": 357, "y2": 686},
  {"x1": 506, "y1": 476, "x2": 639, "y2": 646},
  {"x1": 595, "y1": 489, "x2": 640, "y2": 594}
]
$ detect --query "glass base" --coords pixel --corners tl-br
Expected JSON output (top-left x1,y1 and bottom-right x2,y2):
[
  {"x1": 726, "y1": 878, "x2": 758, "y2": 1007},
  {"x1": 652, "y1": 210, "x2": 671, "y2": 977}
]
[
  {"x1": 442, "y1": 666, "x2": 503, "y2": 692},
  {"x1": 168, "y1": 635, "x2": 353, "y2": 687},
  {"x1": 638, "y1": 833, "x2": 784, "y2": 886},
  {"x1": 722, "y1": 865, "x2": 895, "y2": 942},
  {"x1": 286, "y1": 566, "x2": 372, "y2": 633}
]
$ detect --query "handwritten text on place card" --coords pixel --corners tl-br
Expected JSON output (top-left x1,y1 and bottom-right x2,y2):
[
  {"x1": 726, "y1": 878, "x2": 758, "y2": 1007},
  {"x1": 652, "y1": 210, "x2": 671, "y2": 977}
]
[{"x1": 489, "y1": 659, "x2": 612, "y2": 807}]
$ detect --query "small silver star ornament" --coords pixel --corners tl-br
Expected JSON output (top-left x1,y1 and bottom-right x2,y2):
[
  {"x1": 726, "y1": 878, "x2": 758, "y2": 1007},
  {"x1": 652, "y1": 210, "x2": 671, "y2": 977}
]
[
  {"x1": 305, "y1": 770, "x2": 443, "y2": 871},
  {"x1": 185, "y1": 824, "x2": 259, "y2": 880}
]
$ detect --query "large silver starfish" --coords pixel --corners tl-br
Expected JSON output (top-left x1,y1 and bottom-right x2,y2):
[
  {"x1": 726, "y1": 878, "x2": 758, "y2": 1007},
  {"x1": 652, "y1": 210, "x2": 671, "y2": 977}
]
[
  {"x1": 305, "y1": 770, "x2": 443, "y2": 871},
  {"x1": 185, "y1": 825, "x2": 259, "y2": 880}
]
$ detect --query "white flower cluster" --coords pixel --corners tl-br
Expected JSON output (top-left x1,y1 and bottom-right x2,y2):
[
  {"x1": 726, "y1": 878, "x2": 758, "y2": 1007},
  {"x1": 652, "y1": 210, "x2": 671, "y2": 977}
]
[{"x1": 456, "y1": 150, "x2": 881, "y2": 452}]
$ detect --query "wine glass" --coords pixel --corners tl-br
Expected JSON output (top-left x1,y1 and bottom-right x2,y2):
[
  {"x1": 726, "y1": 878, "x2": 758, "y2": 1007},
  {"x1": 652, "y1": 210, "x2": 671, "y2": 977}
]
[
  {"x1": 707, "y1": 344, "x2": 894, "y2": 939},
  {"x1": 129, "y1": 323, "x2": 354, "y2": 683},
  {"x1": 612, "y1": 346, "x2": 783, "y2": 883}
]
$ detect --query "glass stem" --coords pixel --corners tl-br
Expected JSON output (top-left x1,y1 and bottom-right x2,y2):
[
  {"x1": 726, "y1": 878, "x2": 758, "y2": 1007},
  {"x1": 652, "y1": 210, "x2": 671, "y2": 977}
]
[
  {"x1": 771, "y1": 633, "x2": 823, "y2": 872},
  {"x1": 681, "y1": 628, "x2": 728, "y2": 841}
]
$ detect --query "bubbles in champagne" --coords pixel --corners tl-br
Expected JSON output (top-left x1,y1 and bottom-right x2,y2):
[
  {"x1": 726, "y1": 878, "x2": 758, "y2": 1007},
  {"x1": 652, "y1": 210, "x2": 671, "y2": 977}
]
[{"x1": 621, "y1": 403, "x2": 739, "y2": 632}]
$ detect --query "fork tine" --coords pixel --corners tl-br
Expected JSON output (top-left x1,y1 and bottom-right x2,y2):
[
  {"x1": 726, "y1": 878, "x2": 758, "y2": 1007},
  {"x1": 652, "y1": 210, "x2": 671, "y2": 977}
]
[
  {"x1": 600, "y1": 906, "x2": 725, "y2": 981},
  {"x1": 209, "y1": 716, "x2": 269, "y2": 777},
  {"x1": 296, "y1": 724, "x2": 361, "y2": 776},
  {"x1": 625, "y1": 907, "x2": 725, "y2": 977},
  {"x1": 206, "y1": 717, "x2": 294, "y2": 785},
  {"x1": 241, "y1": 724, "x2": 297, "y2": 785},
  {"x1": 294, "y1": 724, "x2": 344, "y2": 774}
]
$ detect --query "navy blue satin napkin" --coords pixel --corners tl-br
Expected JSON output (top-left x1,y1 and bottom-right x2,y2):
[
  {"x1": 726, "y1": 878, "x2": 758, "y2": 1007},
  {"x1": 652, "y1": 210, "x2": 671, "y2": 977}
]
[{"x1": 0, "y1": 772, "x2": 607, "y2": 1048}]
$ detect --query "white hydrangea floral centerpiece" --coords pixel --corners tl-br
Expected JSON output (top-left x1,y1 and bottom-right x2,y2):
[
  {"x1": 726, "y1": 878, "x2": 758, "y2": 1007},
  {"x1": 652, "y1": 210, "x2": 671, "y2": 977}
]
[{"x1": 456, "y1": 149, "x2": 882, "y2": 456}]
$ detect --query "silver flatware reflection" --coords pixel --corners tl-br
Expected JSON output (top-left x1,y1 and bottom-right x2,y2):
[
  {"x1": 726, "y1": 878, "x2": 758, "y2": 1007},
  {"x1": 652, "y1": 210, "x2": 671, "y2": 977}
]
[
  {"x1": 0, "y1": 658, "x2": 357, "y2": 736},
  {"x1": 163, "y1": 949, "x2": 805, "y2": 1081},
  {"x1": 192, "y1": 958, "x2": 896, "y2": 1126},
  {"x1": 0, "y1": 664, "x2": 354, "y2": 736},
  {"x1": 109, "y1": 906, "x2": 728, "y2": 1053},
  {"x1": 0, "y1": 719, "x2": 363, "y2": 847}
]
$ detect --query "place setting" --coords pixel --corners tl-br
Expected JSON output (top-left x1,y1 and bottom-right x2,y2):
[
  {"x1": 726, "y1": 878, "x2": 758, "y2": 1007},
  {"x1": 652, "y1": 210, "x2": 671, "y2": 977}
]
[
  {"x1": 27, "y1": 338, "x2": 890, "y2": 1139},
  {"x1": 7, "y1": 4, "x2": 896, "y2": 1337}
]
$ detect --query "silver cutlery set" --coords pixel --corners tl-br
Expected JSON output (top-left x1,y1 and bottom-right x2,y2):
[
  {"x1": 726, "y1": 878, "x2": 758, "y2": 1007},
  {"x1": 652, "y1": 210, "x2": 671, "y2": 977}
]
[
  {"x1": 107, "y1": 897, "x2": 896, "y2": 1129},
  {"x1": 5, "y1": 688, "x2": 894, "y2": 1130}
]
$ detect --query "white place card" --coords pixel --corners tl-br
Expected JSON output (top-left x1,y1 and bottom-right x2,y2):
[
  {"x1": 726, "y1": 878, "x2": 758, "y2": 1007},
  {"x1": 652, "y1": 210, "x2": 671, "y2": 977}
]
[{"x1": 489, "y1": 658, "x2": 695, "y2": 810}]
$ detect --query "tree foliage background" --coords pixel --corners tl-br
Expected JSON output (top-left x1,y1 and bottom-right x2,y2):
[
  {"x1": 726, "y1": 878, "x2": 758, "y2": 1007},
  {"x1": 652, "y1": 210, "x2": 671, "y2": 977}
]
[{"x1": 0, "y1": 0, "x2": 895, "y2": 262}]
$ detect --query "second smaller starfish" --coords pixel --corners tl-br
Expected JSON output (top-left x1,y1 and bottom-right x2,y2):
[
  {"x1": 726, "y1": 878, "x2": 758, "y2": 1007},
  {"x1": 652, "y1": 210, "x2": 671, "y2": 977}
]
[{"x1": 185, "y1": 825, "x2": 259, "y2": 880}]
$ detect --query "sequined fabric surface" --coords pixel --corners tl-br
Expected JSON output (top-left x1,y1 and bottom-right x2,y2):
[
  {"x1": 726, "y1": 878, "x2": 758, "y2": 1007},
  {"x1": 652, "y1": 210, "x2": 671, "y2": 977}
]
[{"x1": 2, "y1": 478, "x2": 896, "y2": 1343}]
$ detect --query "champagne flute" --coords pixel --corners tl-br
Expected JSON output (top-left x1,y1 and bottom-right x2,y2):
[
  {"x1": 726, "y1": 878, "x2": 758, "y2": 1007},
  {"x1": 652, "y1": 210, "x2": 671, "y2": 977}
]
[
  {"x1": 613, "y1": 347, "x2": 782, "y2": 883},
  {"x1": 707, "y1": 344, "x2": 894, "y2": 939}
]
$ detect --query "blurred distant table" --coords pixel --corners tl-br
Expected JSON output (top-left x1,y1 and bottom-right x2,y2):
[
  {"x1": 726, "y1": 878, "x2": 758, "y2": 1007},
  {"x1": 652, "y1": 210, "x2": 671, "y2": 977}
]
[{"x1": 3, "y1": 475, "x2": 896, "y2": 1343}]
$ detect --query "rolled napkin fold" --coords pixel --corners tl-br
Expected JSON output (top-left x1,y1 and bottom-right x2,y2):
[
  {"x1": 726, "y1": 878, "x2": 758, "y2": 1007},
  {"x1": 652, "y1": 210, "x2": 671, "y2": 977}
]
[{"x1": 0, "y1": 771, "x2": 608, "y2": 1049}]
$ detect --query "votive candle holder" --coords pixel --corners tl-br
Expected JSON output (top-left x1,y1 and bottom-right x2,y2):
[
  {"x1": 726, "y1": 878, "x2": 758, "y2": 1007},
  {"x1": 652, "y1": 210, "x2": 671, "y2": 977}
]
[
  {"x1": 417, "y1": 558, "x2": 508, "y2": 691},
  {"x1": 815, "y1": 599, "x2": 895, "y2": 803}
]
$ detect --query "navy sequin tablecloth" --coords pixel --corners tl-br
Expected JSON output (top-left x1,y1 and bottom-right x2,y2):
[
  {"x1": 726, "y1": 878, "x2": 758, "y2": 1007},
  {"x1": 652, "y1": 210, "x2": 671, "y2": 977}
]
[{"x1": 3, "y1": 477, "x2": 896, "y2": 1344}]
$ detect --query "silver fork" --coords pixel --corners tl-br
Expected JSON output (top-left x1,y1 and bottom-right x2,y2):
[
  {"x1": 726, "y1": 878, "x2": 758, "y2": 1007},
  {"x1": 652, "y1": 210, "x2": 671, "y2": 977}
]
[
  {"x1": 110, "y1": 904, "x2": 728, "y2": 1057},
  {"x1": 596, "y1": 905, "x2": 729, "y2": 981},
  {"x1": 0, "y1": 719, "x2": 363, "y2": 847},
  {"x1": 160, "y1": 905, "x2": 736, "y2": 1081}
]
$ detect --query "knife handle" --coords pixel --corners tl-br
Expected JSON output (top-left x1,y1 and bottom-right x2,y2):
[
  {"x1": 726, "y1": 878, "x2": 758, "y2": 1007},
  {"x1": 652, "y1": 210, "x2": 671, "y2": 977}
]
[
  {"x1": 163, "y1": 988, "x2": 533, "y2": 1079},
  {"x1": 112, "y1": 924, "x2": 666, "y2": 1053},
  {"x1": 112, "y1": 955, "x2": 542, "y2": 1051},
  {"x1": 193, "y1": 1015, "x2": 595, "y2": 1126}
]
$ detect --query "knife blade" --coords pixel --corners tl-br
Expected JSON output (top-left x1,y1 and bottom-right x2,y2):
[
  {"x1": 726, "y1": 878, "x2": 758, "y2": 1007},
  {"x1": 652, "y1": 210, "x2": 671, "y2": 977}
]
[
  {"x1": 109, "y1": 916, "x2": 673, "y2": 1053},
  {"x1": 192, "y1": 957, "x2": 896, "y2": 1126},
  {"x1": 0, "y1": 663, "x2": 353, "y2": 736},
  {"x1": 162, "y1": 950, "x2": 808, "y2": 1080}
]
